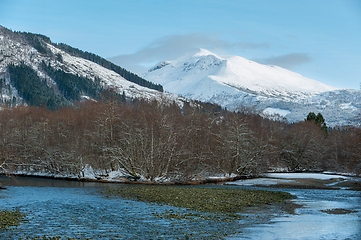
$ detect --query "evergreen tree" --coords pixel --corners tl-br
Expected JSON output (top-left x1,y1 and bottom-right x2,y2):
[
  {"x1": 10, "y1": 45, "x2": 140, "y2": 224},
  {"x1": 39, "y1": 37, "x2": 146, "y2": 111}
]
[
  {"x1": 8, "y1": 63, "x2": 68, "y2": 110},
  {"x1": 41, "y1": 61, "x2": 102, "y2": 101},
  {"x1": 306, "y1": 112, "x2": 328, "y2": 134}
]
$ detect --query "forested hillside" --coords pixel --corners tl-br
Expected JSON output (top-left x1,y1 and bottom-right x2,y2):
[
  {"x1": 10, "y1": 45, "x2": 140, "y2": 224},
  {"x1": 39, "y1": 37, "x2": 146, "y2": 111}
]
[
  {"x1": 40, "y1": 61, "x2": 102, "y2": 102},
  {"x1": 15, "y1": 29, "x2": 163, "y2": 92},
  {"x1": 0, "y1": 26, "x2": 167, "y2": 110},
  {"x1": 1, "y1": 97, "x2": 360, "y2": 181},
  {"x1": 8, "y1": 63, "x2": 68, "y2": 110},
  {"x1": 54, "y1": 43, "x2": 163, "y2": 92}
]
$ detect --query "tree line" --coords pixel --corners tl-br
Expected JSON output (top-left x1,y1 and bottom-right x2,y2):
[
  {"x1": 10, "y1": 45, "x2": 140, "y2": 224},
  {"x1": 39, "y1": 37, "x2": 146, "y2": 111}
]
[
  {"x1": 53, "y1": 43, "x2": 163, "y2": 92},
  {"x1": 8, "y1": 63, "x2": 68, "y2": 110},
  {"x1": 0, "y1": 95, "x2": 360, "y2": 181},
  {"x1": 8, "y1": 62, "x2": 105, "y2": 110},
  {"x1": 41, "y1": 61, "x2": 102, "y2": 101}
]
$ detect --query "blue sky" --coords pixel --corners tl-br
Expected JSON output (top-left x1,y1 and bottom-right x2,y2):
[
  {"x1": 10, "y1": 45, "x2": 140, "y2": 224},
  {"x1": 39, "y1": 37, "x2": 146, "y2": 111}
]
[{"x1": 1, "y1": 0, "x2": 360, "y2": 89}]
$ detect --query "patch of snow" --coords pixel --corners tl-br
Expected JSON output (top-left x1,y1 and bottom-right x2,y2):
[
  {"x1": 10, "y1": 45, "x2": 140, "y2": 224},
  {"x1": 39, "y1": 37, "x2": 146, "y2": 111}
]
[
  {"x1": 105, "y1": 170, "x2": 130, "y2": 181},
  {"x1": 262, "y1": 108, "x2": 291, "y2": 117},
  {"x1": 226, "y1": 178, "x2": 295, "y2": 186},
  {"x1": 323, "y1": 171, "x2": 359, "y2": 178},
  {"x1": 148, "y1": 61, "x2": 171, "y2": 72},
  {"x1": 264, "y1": 173, "x2": 351, "y2": 180},
  {"x1": 81, "y1": 165, "x2": 96, "y2": 179},
  {"x1": 340, "y1": 102, "x2": 358, "y2": 112}
]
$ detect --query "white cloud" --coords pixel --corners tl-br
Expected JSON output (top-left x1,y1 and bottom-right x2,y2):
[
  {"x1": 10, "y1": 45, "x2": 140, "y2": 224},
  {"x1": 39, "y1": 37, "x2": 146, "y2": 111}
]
[
  {"x1": 253, "y1": 53, "x2": 312, "y2": 70},
  {"x1": 108, "y1": 33, "x2": 269, "y2": 75}
]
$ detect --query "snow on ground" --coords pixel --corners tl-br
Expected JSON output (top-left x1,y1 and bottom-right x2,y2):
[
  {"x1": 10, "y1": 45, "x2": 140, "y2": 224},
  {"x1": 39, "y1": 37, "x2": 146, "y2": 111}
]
[
  {"x1": 262, "y1": 108, "x2": 291, "y2": 117},
  {"x1": 226, "y1": 172, "x2": 353, "y2": 187},
  {"x1": 264, "y1": 173, "x2": 351, "y2": 180},
  {"x1": 2, "y1": 166, "x2": 132, "y2": 182},
  {"x1": 340, "y1": 102, "x2": 358, "y2": 112},
  {"x1": 226, "y1": 178, "x2": 295, "y2": 186}
]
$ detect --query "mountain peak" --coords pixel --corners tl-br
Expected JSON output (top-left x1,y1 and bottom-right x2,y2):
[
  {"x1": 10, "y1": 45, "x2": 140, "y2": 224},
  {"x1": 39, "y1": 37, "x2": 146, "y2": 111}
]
[
  {"x1": 145, "y1": 49, "x2": 339, "y2": 101},
  {"x1": 193, "y1": 48, "x2": 220, "y2": 58},
  {"x1": 143, "y1": 49, "x2": 361, "y2": 127}
]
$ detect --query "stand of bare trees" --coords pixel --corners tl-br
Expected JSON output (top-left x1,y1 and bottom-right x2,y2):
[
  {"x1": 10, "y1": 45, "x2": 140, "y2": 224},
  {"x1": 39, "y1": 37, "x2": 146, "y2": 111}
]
[{"x1": 0, "y1": 97, "x2": 360, "y2": 181}]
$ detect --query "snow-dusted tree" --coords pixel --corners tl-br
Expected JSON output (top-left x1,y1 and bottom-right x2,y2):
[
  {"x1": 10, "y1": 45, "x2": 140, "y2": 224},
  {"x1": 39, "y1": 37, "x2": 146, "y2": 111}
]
[
  {"x1": 97, "y1": 100, "x2": 183, "y2": 181},
  {"x1": 215, "y1": 113, "x2": 268, "y2": 177}
]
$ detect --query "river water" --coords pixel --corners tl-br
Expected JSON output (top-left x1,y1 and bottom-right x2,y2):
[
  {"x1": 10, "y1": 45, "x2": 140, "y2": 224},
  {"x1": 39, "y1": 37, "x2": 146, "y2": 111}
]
[{"x1": 0, "y1": 176, "x2": 360, "y2": 239}]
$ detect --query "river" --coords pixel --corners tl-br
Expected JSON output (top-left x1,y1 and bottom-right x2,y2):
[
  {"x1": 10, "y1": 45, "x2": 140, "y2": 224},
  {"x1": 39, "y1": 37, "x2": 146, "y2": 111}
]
[{"x1": 0, "y1": 175, "x2": 360, "y2": 239}]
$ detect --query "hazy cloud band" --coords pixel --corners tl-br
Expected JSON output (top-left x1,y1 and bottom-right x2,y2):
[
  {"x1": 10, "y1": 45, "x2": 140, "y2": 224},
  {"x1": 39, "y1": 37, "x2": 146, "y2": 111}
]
[
  {"x1": 253, "y1": 53, "x2": 312, "y2": 69},
  {"x1": 108, "y1": 33, "x2": 269, "y2": 75}
]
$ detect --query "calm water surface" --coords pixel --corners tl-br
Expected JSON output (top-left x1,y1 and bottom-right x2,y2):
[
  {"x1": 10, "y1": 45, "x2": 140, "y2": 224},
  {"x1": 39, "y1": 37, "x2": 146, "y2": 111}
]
[
  {"x1": 229, "y1": 188, "x2": 361, "y2": 240},
  {"x1": 0, "y1": 176, "x2": 360, "y2": 239}
]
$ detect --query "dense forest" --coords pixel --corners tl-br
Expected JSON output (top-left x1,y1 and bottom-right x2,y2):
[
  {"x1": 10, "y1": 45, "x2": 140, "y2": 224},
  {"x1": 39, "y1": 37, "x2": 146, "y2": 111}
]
[
  {"x1": 0, "y1": 95, "x2": 360, "y2": 182},
  {"x1": 8, "y1": 63, "x2": 104, "y2": 110},
  {"x1": 8, "y1": 63, "x2": 68, "y2": 110},
  {"x1": 41, "y1": 61, "x2": 102, "y2": 101}
]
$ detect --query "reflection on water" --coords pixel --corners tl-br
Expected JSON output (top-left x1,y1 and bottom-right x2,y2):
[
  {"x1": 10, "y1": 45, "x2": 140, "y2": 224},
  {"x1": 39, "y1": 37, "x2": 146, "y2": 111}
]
[
  {"x1": 0, "y1": 175, "x2": 110, "y2": 188},
  {"x1": 1, "y1": 176, "x2": 360, "y2": 239}
]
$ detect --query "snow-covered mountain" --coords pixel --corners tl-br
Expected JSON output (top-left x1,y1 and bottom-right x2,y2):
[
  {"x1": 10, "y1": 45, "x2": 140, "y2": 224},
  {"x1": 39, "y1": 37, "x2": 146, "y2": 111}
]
[
  {"x1": 144, "y1": 49, "x2": 361, "y2": 127},
  {"x1": 0, "y1": 26, "x2": 183, "y2": 108}
]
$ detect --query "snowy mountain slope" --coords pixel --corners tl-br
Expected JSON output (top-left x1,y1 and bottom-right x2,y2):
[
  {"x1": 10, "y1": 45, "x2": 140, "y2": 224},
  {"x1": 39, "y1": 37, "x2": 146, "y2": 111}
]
[
  {"x1": 0, "y1": 26, "x2": 183, "y2": 107},
  {"x1": 45, "y1": 44, "x2": 175, "y2": 102},
  {"x1": 256, "y1": 89, "x2": 361, "y2": 126},
  {"x1": 145, "y1": 48, "x2": 338, "y2": 102},
  {"x1": 144, "y1": 49, "x2": 361, "y2": 127}
]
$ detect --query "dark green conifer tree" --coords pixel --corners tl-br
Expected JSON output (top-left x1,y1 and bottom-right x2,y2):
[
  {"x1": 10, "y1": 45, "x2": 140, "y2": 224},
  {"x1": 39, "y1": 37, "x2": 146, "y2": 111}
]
[{"x1": 306, "y1": 112, "x2": 328, "y2": 134}]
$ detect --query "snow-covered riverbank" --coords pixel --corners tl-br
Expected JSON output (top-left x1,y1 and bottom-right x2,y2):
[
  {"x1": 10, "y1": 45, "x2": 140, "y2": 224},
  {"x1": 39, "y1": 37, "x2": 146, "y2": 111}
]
[
  {"x1": 2, "y1": 169, "x2": 360, "y2": 190},
  {"x1": 226, "y1": 172, "x2": 361, "y2": 191}
]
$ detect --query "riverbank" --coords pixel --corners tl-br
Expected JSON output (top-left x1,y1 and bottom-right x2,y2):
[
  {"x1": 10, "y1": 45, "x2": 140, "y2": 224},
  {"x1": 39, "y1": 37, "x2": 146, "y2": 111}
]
[
  {"x1": 1, "y1": 171, "x2": 360, "y2": 190},
  {"x1": 226, "y1": 172, "x2": 361, "y2": 191},
  {"x1": 0, "y1": 172, "x2": 247, "y2": 186}
]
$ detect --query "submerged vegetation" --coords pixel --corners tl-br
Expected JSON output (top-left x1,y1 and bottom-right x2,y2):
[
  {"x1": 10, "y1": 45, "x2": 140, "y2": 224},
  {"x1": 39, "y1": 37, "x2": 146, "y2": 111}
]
[
  {"x1": 0, "y1": 209, "x2": 25, "y2": 230},
  {"x1": 321, "y1": 208, "x2": 358, "y2": 215},
  {"x1": 105, "y1": 186, "x2": 295, "y2": 221}
]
